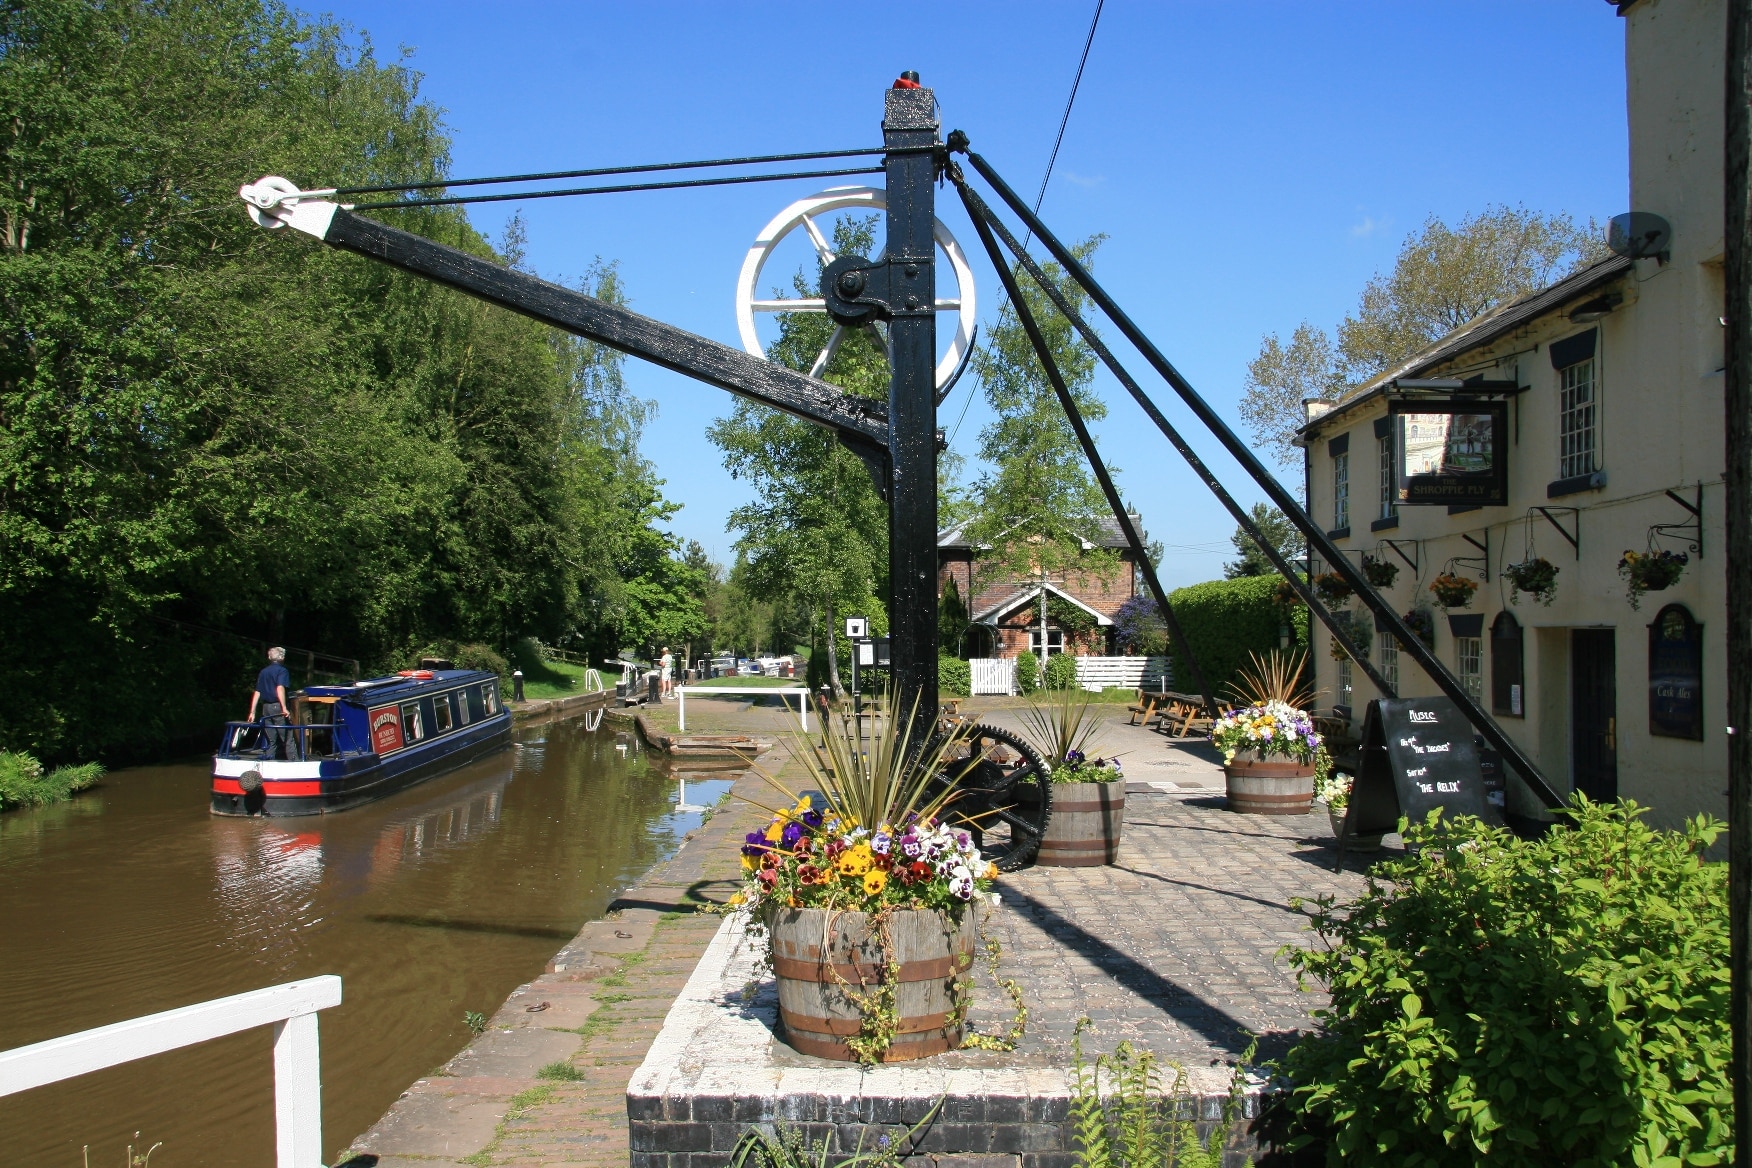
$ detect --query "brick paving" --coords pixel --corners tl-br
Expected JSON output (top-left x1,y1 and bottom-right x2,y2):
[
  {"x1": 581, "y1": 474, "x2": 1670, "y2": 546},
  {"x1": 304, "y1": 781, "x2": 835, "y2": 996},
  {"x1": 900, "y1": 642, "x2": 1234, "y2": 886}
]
[{"x1": 345, "y1": 704, "x2": 1386, "y2": 1166}]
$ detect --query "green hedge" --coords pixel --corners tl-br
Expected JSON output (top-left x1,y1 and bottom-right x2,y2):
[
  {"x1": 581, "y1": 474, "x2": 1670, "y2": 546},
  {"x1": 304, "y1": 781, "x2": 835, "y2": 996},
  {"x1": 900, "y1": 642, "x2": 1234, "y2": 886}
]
[
  {"x1": 938, "y1": 656, "x2": 971, "y2": 698},
  {"x1": 1166, "y1": 575, "x2": 1307, "y2": 698},
  {"x1": 1015, "y1": 650, "x2": 1040, "y2": 695},
  {"x1": 1043, "y1": 652, "x2": 1079, "y2": 691}
]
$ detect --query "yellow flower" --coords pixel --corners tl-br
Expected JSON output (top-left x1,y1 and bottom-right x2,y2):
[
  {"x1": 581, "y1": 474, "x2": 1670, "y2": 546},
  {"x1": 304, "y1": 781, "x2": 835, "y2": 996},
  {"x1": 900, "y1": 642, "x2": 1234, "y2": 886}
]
[
  {"x1": 728, "y1": 891, "x2": 746, "y2": 907},
  {"x1": 837, "y1": 844, "x2": 874, "y2": 877},
  {"x1": 984, "y1": 862, "x2": 999, "y2": 880},
  {"x1": 764, "y1": 821, "x2": 783, "y2": 843},
  {"x1": 741, "y1": 854, "x2": 757, "y2": 871},
  {"x1": 862, "y1": 870, "x2": 888, "y2": 895},
  {"x1": 794, "y1": 794, "x2": 812, "y2": 812}
]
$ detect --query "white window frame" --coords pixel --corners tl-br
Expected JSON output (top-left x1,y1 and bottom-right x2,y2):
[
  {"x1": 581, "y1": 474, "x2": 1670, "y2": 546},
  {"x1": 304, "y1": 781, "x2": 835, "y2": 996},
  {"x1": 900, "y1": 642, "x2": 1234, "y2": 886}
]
[
  {"x1": 1029, "y1": 628, "x2": 1066, "y2": 658},
  {"x1": 1456, "y1": 636, "x2": 1483, "y2": 702},
  {"x1": 400, "y1": 702, "x2": 425, "y2": 742},
  {"x1": 1558, "y1": 358, "x2": 1598, "y2": 480},
  {"x1": 1379, "y1": 431, "x2": 1397, "y2": 521},
  {"x1": 434, "y1": 693, "x2": 455, "y2": 734},
  {"x1": 1333, "y1": 451, "x2": 1350, "y2": 530},
  {"x1": 1336, "y1": 656, "x2": 1353, "y2": 706},
  {"x1": 1377, "y1": 635, "x2": 1399, "y2": 693}
]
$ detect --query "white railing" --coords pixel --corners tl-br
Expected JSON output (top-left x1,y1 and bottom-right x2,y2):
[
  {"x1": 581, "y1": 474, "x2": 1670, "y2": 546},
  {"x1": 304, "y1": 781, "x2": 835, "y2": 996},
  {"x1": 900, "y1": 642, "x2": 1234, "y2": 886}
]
[
  {"x1": 969, "y1": 657, "x2": 1016, "y2": 695},
  {"x1": 675, "y1": 686, "x2": 810, "y2": 733},
  {"x1": 0, "y1": 976, "x2": 342, "y2": 1168}
]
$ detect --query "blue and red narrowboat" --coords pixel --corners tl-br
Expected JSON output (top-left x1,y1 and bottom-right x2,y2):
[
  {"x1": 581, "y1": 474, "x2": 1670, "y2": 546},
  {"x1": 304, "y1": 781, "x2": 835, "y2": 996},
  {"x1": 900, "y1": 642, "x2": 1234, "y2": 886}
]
[{"x1": 211, "y1": 669, "x2": 513, "y2": 816}]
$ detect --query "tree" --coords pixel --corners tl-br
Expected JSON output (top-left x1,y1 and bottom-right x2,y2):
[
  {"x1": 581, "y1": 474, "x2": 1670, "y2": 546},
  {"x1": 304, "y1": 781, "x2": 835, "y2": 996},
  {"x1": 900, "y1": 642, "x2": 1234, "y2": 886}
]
[
  {"x1": 707, "y1": 216, "x2": 890, "y2": 697},
  {"x1": 1240, "y1": 206, "x2": 1610, "y2": 467},
  {"x1": 1223, "y1": 502, "x2": 1305, "y2": 578},
  {"x1": 965, "y1": 237, "x2": 1117, "y2": 658}
]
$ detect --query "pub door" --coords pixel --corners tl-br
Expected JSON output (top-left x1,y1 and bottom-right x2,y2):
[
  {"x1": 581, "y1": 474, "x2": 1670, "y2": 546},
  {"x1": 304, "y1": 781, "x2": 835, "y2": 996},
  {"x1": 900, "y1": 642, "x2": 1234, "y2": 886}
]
[{"x1": 1570, "y1": 628, "x2": 1618, "y2": 802}]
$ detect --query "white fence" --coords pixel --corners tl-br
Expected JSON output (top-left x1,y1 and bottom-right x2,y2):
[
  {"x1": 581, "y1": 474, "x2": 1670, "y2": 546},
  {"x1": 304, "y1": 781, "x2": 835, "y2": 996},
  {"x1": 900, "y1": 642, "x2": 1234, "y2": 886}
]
[
  {"x1": 969, "y1": 657, "x2": 1016, "y2": 695},
  {"x1": 0, "y1": 976, "x2": 342, "y2": 1168},
  {"x1": 1075, "y1": 655, "x2": 1172, "y2": 691},
  {"x1": 966, "y1": 656, "x2": 1171, "y2": 696}
]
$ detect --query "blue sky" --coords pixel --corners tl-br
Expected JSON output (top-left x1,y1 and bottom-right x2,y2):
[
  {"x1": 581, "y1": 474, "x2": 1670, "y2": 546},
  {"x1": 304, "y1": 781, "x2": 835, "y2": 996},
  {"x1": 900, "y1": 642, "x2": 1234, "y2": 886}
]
[{"x1": 315, "y1": 2, "x2": 1627, "y2": 587}]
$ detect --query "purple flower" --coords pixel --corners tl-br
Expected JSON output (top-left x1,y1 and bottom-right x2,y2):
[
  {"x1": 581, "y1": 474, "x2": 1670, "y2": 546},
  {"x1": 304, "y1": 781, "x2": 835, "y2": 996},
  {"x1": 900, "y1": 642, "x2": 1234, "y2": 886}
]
[
  {"x1": 802, "y1": 809, "x2": 824, "y2": 829},
  {"x1": 780, "y1": 820, "x2": 804, "y2": 848},
  {"x1": 742, "y1": 830, "x2": 766, "y2": 856}
]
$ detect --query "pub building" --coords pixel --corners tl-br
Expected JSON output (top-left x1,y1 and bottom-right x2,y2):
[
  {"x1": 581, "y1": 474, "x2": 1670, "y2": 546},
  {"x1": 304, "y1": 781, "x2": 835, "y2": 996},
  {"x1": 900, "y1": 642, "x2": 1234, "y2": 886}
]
[{"x1": 1295, "y1": 0, "x2": 1725, "y2": 829}]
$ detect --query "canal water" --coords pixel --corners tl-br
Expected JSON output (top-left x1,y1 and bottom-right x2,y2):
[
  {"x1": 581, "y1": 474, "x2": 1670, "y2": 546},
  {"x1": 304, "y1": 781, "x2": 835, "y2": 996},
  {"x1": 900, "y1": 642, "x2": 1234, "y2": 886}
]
[{"x1": 0, "y1": 716, "x2": 737, "y2": 1167}]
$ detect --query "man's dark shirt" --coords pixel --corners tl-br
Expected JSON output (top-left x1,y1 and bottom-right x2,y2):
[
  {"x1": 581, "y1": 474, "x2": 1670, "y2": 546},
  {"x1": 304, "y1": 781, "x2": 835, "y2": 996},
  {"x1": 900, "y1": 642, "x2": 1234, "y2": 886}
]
[{"x1": 256, "y1": 663, "x2": 291, "y2": 710}]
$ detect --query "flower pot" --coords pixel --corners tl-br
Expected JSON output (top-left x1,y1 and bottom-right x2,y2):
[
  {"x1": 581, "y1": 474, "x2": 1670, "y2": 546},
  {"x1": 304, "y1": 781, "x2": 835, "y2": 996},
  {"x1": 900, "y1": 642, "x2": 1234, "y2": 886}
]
[
  {"x1": 1037, "y1": 780, "x2": 1124, "y2": 866},
  {"x1": 1224, "y1": 756, "x2": 1315, "y2": 815},
  {"x1": 767, "y1": 905, "x2": 975, "y2": 1063},
  {"x1": 1326, "y1": 804, "x2": 1381, "y2": 851}
]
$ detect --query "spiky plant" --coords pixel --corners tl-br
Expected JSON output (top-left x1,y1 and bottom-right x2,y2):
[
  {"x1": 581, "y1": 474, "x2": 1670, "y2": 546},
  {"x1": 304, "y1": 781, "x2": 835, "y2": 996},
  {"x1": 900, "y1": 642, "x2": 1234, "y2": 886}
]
[
  {"x1": 745, "y1": 687, "x2": 975, "y2": 830},
  {"x1": 1223, "y1": 648, "x2": 1316, "y2": 711},
  {"x1": 1016, "y1": 687, "x2": 1106, "y2": 772}
]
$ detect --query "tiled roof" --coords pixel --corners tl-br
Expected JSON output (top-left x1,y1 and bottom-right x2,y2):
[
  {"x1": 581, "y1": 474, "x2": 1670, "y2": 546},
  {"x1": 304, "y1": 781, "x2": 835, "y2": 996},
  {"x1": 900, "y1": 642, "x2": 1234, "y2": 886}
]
[
  {"x1": 1299, "y1": 254, "x2": 1633, "y2": 437},
  {"x1": 937, "y1": 512, "x2": 1143, "y2": 550}
]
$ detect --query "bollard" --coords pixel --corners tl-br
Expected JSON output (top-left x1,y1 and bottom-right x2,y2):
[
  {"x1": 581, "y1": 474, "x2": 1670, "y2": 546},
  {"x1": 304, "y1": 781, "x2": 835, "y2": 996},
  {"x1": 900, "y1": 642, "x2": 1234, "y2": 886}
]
[
  {"x1": 512, "y1": 669, "x2": 525, "y2": 703},
  {"x1": 646, "y1": 672, "x2": 659, "y2": 704}
]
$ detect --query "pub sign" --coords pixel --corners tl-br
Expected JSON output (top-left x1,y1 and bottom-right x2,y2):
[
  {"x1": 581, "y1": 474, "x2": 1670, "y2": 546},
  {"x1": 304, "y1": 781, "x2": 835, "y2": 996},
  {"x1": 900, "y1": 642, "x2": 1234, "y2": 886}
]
[
  {"x1": 1648, "y1": 603, "x2": 1703, "y2": 740},
  {"x1": 1390, "y1": 400, "x2": 1509, "y2": 506}
]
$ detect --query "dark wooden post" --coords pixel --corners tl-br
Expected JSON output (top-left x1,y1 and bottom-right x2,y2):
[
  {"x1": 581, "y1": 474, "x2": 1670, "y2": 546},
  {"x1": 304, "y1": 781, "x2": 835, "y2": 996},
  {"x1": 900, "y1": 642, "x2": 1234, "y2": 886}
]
[
  {"x1": 884, "y1": 79, "x2": 940, "y2": 717},
  {"x1": 1725, "y1": 0, "x2": 1751, "y2": 1157}
]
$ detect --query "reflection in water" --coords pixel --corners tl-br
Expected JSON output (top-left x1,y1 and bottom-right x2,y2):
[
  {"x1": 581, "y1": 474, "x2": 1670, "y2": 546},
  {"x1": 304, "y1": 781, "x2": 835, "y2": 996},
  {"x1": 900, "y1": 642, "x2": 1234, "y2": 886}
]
[{"x1": 0, "y1": 718, "x2": 727, "y2": 1167}]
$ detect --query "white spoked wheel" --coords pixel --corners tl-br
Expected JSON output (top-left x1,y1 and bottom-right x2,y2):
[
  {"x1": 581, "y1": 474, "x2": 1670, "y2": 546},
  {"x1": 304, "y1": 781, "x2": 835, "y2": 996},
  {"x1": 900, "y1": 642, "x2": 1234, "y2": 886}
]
[{"x1": 734, "y1": 186, "x2": 977, "y2": 386}]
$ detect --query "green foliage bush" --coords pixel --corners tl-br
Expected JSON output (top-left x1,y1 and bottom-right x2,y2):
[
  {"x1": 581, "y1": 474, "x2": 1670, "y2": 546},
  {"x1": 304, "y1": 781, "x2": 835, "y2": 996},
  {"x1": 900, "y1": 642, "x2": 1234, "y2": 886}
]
[
  {"x1": 1043, "y1": 652, "x2": 1080, "y2": 691},
  {"x1": 938, "y1": 656, "x2": 971, "y2": 698},
  {"x1": 1277, "y1": 799, "x2": 1730, "y2": 1167},
  {"x1": 1167, "y1": 576, "x2": 1306, "y2": 697},
  {"x1": 0, "y1": 752, "x2": 104, "y2": 811},
  {"x1": 1069, "y1": 1023, "x2": 1249, "y2": 1168},
  {"x1": 414, "y1": 641, "x2": 510, "y2": 679},
  {"x1": 1015, "y1": 650, "x2": 1040, "y2": 695}
]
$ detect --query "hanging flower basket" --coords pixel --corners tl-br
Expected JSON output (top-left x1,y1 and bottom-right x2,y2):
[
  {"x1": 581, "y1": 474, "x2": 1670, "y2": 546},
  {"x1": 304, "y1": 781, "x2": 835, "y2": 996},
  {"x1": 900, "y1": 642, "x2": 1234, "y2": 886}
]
[
  {"x1": 1361, "y1": 554, "x2": 1399, "y2": 589},
  {"x1": 1273, "y1": 578, "x2": 1306, "y2": 607},
  {"x1": 1503, "y1": 557, "x2": 1560, "y2": 607},
  {"x1": 1429, "y1": 573, "x2": 1479, "y2": 609},
  {"x1": 1325, "y1": 610, "x2": 1372, "y2": 662},
  {"x1": 1400, "y1": 607, "x2": 1436, "y2": 649},
  {"x1": 1618, "y1": 549, "x2": 1687, "y2": 610},
  {"x1": 1313, "y1": 572, "x2": 1354, "y2": 604}
]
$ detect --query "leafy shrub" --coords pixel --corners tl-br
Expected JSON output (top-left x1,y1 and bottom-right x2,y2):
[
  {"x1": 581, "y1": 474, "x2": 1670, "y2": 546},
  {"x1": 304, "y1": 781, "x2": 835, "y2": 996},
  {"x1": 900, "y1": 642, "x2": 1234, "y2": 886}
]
[
  {"x1": 1044, "y1": 652, "x2": 1080, "y2": 691},
  {"x1": 1167, "y1": 576, "x2": 1306, "y2": 696},
  {"x1": 1276, "y1": 799, "x2": 1730, "y2": 1167},
  {"x1": 0, "y1": 751, "x2": 104, "y2": 811},
  {"x1": 1070, "y1": 1022, "x2": 1250, "y2": 1168},
  {"x1": 938, "y1": 655, "x2": 971, "y2": 697},
  {"x1": 416, "y1": 640, "x2": 510, "y2": 678},
  {"x1": 1015, "y1": 650, "x2": 1040, "y2": 694},
  {"x1": 1113, "y1": 594, "x2": 1167, "y2": 655}
]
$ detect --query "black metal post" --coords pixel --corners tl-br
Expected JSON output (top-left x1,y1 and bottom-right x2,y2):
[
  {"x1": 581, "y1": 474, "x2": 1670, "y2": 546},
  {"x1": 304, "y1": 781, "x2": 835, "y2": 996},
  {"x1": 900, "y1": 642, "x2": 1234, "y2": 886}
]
[
  {"x1": 884, "y1": 81, "x2": 940, "y2": 717},
  {"x1": 961, "y1": 200, "x2": 1220, "y2": 717},
  {"x1": 955, "y1": 143, "x2": 1563, "y2": 811},
  {"x1": 949, "y1": 172, "x2": 1389, "y2": 694},
  {"x1": 1724, "y1": 0, "x2": 1751, "y2": 1157}
]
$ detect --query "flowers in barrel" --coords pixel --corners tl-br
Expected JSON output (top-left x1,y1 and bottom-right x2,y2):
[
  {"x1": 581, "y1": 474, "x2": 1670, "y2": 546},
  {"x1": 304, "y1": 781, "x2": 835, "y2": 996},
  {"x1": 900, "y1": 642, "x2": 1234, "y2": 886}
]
[
  {"x1": 1017, "y1": 689, "x2": 1123, "y2": 785},
  {"x1": 1211, "y1": 700, "x2": 1323, "y2": 766},
  {"x1": 1055, "y1": 748, "x2": 1122, "y2": 783},
  {"x1": 733, "y1": 794, "x2": 999, "y2": 915}
]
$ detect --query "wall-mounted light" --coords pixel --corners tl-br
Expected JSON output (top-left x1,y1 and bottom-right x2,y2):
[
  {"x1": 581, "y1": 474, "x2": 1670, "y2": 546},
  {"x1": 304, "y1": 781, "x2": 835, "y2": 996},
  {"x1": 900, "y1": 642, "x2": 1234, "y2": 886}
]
[{"x1": 1568, "y1": 292, "x2": 1623, "y2": 323}]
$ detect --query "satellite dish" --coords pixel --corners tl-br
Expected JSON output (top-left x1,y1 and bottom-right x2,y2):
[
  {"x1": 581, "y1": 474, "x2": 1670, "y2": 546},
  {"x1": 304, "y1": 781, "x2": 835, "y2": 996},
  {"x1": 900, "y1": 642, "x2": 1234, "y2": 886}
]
[{"x1": 1607, "y1": 212, "x2": 1671, "y2": 263}]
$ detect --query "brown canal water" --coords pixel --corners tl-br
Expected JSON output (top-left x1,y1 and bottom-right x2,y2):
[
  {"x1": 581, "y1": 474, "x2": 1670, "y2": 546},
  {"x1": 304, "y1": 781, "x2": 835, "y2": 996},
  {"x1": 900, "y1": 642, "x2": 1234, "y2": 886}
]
[{"x1": 0, "y1": 716, "x2": 738, "y2": 1167}]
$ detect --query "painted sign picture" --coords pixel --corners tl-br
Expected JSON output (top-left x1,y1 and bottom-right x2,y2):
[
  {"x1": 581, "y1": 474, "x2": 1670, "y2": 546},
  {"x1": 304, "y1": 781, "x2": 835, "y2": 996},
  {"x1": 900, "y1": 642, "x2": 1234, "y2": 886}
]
[
  {"x1": 1648, "y1": 603, "x2": 1703, "y2": 740},
  {"x1": 369, "y1": 705, "x2": 405, "y2": 754},
  {"x1": 1391, "y1": 401, "x2": 1509, "y2": 506}
]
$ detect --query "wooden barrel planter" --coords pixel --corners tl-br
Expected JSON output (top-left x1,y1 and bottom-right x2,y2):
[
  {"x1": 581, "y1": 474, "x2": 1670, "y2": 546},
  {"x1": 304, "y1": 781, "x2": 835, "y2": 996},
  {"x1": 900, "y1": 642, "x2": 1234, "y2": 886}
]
[
  {"x1": 1037, "y1": 781, "x2": 1124, "y2": 866},
  {"x1": 768, "y1": 906, "x2": 975, "y2": 1063},
  {"x1": 1224, "y1": 756, "x2": 1315, "y2": 815}
]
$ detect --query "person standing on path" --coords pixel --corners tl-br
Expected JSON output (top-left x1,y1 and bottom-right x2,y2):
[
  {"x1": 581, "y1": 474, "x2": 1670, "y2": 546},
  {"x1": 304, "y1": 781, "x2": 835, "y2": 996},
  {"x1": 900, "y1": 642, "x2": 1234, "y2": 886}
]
[
  {"x1": 248, "y1": 646, "x2": 294, "y2": 760},
  {"x1": 659, "y1": 647, "x2": 674, "y2": 699}
]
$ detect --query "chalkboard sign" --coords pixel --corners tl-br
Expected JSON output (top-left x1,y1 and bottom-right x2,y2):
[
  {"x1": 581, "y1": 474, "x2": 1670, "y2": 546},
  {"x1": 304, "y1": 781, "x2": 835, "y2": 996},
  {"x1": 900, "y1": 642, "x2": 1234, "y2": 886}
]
[{"x1": 1337, "y1": 697, "x2": 1495, "y2": 862}]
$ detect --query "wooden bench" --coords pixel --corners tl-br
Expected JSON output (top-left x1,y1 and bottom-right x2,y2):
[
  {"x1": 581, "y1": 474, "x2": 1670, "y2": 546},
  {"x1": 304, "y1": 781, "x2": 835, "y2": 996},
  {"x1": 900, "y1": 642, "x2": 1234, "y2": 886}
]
[
  {"x1": 1126, "y1": 690, "x2": 1165, "y2": 726},
  {"x1": 1157, "y1": 691, "x2": 1229, "y2": 739}
]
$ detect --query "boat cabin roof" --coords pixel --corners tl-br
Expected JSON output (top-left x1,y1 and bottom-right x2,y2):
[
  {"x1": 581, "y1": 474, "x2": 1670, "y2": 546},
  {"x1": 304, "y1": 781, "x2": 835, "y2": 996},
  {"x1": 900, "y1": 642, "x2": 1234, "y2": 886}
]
[{"x1": 305, "y1": 669, "x2": 499, "y2": 704}]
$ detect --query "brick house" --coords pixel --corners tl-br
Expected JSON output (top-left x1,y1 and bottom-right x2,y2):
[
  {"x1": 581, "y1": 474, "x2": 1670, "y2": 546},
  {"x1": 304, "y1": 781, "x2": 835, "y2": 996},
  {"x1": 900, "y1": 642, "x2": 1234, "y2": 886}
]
[{"x1": 936, "y1": 515, "x2": 1145, "y2": 658}]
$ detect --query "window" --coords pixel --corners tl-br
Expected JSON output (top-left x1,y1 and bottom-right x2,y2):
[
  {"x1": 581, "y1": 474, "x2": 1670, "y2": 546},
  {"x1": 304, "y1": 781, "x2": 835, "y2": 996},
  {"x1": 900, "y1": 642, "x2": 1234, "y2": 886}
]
[
  {"x1": 1456, "y1": 636, "x2": 1483, "y2": 702},
  {"x1": 483, "y1": 682, "x2": 499, "y2": 715},
  {"x1": 1379, "y1": 432, "x2": 1397, "y2": 521},
  {"x1": 1559, "y1": 358, "x2": 1597, "y2": 479},
  {"x1": 400, "y1": 702, "x2": 425, "y2": 742},
  {"x1": 454, "y1": 689, "x2": 471, "y2": 726},
  {"x1": 1491, "y1": 612, "x2": 1525, "y2": 717},
  {"x1": 434, "y1": 693, "x2": 455, "y2": 734},
  {"x1": 1029, "y1": 628, "x2": 1065, "y2": 657},
  {"x1": 1333, "y1": 452, "x2": 1350, "y2": 530},
  {"x1": 1377, "y1": 635, "x2": 1399, "y2": 693},
  {"x1": 1336, "y1": 656, "x2": 1353, "y2": 708}
]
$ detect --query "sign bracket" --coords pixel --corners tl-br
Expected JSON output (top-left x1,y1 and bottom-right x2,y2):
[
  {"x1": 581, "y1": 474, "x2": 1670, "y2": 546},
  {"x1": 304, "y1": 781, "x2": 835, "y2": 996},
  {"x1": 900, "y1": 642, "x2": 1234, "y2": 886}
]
[
  {"x1": 1652, "y1": 485, "x2": 1703, "y2": 558},
  {"x1": 1456, "y1": 530, "x2": 1490, "y2": 582},
  {"x1": 1534, "y1": 506, "x2": 1581, "y2": 559},
  {"x1": 1378, "y1": 538, "x2": 1420, "y2": 575}
]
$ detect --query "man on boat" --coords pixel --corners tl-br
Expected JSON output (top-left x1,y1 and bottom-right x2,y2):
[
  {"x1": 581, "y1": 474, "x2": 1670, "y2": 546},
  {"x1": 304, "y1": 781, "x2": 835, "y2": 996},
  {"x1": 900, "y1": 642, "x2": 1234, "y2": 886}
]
[{"x1": 248, "y1": 647, "x2": 293, "y2": 760}]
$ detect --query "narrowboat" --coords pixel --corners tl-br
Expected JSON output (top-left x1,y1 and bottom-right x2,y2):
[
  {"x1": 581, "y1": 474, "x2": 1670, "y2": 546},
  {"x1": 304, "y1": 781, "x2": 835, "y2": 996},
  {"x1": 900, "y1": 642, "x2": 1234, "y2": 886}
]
[{"x1": 211, "y1": 669, "x2": 513, "y2": 816}]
